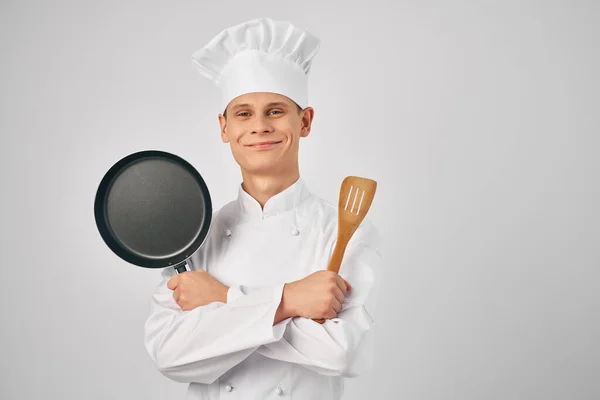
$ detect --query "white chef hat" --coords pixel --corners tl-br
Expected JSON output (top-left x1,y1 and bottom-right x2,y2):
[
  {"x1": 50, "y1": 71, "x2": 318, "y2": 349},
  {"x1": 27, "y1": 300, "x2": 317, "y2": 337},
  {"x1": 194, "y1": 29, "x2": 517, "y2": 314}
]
[{"x1": 190, "y1": 17, "x2": 320, "y2": 114}]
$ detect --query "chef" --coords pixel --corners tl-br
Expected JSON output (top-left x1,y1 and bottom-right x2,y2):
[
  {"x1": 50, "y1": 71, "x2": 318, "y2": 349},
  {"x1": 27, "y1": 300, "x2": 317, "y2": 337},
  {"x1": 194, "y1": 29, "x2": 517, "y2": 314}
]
[{"x1": 143, "y1": 17, "x2": 383, "y2": 400}]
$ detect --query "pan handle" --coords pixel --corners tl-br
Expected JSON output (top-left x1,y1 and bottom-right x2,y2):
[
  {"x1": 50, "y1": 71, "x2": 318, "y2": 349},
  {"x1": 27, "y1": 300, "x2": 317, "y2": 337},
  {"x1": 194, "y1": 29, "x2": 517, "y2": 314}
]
[{"x1": 174, "y1": 262, "x2": 188, "y2": 274}]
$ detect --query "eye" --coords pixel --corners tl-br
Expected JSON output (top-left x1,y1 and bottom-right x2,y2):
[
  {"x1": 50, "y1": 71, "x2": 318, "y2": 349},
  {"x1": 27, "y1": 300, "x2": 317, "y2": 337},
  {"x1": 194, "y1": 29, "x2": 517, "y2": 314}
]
[
  {"x1": 269, "y1": 109, "x2": 283, "y2": 115},
  {"x1": 236, "y1": 111, "x2": 250, "y2": 117}
]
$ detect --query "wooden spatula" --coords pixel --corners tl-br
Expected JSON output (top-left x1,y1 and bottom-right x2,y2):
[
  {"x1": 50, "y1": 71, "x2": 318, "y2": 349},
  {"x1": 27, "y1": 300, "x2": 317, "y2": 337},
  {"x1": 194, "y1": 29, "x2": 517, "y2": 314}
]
[{"x1": 313, "y1": 176, "x2": 377, "y2": 324}]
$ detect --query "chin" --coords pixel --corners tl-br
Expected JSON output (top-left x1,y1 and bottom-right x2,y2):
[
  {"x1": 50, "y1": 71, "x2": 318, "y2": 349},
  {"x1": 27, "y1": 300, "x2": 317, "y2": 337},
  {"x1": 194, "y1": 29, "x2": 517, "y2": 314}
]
[{"x1": 243, "y1": 160, "x2": 286, "y2": 175}]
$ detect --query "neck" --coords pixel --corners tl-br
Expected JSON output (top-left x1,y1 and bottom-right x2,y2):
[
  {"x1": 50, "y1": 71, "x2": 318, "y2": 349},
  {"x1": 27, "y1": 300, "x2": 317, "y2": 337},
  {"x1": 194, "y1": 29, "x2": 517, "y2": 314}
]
[{"x1": 240, "y1": 167, "x2": 300, "y2": 209}]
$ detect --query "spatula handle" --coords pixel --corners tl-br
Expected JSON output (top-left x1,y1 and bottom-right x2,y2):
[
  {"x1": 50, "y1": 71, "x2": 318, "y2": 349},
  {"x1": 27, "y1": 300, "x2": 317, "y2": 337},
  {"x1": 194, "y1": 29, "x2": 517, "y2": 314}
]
[
  {"x1": 326, "y1": 239, "x2": 348, "y2": 273},
  {"x1": 312, "y1": 238, "x2": 350, "y2": 324}
]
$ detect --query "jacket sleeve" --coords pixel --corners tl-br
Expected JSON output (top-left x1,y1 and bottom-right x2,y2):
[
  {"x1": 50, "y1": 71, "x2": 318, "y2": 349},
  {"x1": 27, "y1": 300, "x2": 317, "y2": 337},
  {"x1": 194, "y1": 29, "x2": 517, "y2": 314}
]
[
  {"x1": 230, "y1": 221, "x2": 383, "y2": 378},
  {"x1": 143, "y1": 268, "x2": 293, "y2": 384}
]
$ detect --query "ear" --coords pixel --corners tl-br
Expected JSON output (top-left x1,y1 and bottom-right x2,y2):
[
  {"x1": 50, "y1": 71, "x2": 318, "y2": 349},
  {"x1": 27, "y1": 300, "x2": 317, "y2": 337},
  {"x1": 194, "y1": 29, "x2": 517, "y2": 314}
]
[
  {"x1": 218, "y1": 114, "x2": 230, "y2": 143},
  {"x1": 299, "y1": 107, "x2": 314, "y2": 138}
]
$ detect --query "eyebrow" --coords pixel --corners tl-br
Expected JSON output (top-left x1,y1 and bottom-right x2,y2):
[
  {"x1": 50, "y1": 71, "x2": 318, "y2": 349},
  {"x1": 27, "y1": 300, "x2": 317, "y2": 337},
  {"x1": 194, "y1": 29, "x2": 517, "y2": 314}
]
[{"x1": 230, "y1": 102, "x2": 290, "y2": 112}]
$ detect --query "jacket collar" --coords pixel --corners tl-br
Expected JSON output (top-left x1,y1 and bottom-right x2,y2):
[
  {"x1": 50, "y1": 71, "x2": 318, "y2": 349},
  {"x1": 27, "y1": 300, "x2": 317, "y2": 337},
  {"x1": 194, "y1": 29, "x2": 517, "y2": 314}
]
[{"x1": 237, "y1": 176, "x2": 311, "y2": 221}]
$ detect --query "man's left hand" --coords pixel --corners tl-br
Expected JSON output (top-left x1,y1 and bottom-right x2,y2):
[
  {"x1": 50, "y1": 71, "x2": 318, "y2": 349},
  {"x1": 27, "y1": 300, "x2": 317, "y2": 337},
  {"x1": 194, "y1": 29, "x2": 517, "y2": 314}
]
[{"x1": 167, "y1": 269, "x2": 229, "y2": 311}]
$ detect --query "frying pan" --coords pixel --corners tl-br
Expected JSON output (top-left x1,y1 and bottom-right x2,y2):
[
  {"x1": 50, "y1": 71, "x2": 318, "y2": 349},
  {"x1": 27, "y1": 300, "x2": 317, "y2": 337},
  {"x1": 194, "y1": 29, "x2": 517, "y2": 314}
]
[{"x1": 94, "y1": 150, "x2": 212, "y2": 274}]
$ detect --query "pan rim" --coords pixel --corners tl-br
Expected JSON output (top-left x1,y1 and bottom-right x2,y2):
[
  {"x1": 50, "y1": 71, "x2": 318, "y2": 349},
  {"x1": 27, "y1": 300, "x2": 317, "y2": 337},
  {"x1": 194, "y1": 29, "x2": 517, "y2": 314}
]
[{"x1": 93, "y1": 150, "x2": 212, "y2": 269}]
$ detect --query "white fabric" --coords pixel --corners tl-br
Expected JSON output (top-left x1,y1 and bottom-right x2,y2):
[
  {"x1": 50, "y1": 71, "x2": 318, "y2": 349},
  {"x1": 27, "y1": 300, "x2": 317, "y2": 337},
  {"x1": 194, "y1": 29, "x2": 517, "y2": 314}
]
[
  {"x1": 144, "y1": 177, "x2": 383, "y2": 399},
  {"x1": 190, "y1": 17, "x2": 320, "y2": 113}
]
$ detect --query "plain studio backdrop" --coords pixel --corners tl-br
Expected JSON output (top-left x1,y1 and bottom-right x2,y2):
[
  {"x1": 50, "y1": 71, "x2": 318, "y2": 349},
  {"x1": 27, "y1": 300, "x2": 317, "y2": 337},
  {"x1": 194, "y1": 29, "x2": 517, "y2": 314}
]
[{"x1": 1, "y1": 1, "x2": 598, "y2": 399}]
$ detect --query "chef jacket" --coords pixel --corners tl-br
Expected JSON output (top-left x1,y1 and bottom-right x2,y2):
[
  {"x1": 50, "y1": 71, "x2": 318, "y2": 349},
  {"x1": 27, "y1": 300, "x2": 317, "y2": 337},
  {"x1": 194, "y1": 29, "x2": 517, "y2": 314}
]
[{"x1": 144, "y1": 177, "x2": 383, "y2": 399}]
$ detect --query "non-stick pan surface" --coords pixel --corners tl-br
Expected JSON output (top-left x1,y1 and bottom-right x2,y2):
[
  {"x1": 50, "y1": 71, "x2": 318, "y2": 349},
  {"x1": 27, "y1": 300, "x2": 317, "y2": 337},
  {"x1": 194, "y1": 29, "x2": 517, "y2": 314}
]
[{"x1": 94, "y1": 150, "x2": 211, "y2": 273}]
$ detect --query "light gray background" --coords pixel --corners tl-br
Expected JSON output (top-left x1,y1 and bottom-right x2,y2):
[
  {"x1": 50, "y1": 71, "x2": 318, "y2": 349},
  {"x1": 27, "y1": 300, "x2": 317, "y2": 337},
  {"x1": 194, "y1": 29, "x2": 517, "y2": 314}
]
[{"x1": 1, "y1": 1, "x2": 598, "y2": 399}]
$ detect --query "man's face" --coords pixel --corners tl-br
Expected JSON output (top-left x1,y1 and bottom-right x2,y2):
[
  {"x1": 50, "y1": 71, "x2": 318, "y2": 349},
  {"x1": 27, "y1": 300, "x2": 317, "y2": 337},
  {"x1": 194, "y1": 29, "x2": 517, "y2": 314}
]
[{"x1": 218, "y1": 92, "x2": 314, "y2": 175}]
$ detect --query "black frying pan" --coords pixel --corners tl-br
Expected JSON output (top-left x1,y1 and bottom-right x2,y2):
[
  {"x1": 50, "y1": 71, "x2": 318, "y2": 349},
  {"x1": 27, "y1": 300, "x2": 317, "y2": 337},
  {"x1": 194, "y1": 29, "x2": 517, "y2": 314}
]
[{"x1": 94, "y1": 150, "x2": 212, "y2": 274}]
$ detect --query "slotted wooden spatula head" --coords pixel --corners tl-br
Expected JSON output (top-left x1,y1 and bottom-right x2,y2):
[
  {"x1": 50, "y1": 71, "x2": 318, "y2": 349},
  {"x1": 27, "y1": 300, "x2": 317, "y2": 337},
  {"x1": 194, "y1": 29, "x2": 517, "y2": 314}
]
[{"x1": 337, "y1": 176, "x2": 377, "y2": 241}]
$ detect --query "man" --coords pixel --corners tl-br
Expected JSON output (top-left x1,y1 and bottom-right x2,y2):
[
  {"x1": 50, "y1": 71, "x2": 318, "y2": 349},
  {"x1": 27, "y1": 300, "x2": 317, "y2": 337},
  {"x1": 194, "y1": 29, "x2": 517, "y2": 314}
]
[{"x1": 144, "y1": 17, "x2": 383, "y2": 400}]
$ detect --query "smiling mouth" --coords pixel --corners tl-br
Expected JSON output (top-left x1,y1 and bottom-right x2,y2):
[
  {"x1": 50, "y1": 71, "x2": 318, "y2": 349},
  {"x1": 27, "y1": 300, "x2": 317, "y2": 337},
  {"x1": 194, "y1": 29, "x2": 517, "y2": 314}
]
[{"x1": 246, "y1": 141, "x2": 283, "y2": 149}]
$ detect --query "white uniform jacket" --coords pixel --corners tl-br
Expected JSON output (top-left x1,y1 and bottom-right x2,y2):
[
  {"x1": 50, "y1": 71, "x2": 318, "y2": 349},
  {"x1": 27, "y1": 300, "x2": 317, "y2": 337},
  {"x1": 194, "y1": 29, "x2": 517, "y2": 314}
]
[{"x1": 144, "y1": 177, "x2": 383, "y2": 399}]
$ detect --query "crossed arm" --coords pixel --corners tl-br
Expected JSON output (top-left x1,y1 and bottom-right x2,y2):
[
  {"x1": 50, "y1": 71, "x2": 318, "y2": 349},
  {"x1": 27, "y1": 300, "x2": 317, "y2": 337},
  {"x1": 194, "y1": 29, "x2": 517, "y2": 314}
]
[{"x1": 143, "y1": 224, "x2": 382, "y2": 384}]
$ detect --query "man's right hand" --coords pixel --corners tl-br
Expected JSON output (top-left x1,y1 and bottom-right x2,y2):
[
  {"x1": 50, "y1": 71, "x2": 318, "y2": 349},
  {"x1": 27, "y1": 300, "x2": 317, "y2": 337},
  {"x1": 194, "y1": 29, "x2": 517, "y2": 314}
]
[{"x1": 274, "y1": 270, "x2": 352, "y2": 324}]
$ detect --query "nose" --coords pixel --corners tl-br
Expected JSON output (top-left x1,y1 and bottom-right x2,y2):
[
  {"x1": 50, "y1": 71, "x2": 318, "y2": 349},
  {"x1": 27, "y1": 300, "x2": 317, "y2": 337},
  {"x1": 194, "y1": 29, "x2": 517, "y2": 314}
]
[{"x1": 250, "y1": 114, "x2": 274, "y2": 135}]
